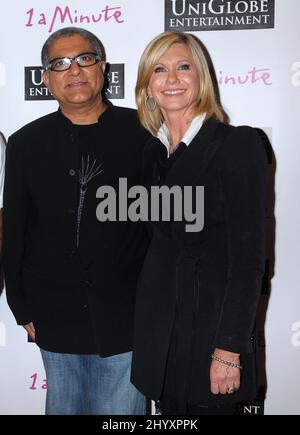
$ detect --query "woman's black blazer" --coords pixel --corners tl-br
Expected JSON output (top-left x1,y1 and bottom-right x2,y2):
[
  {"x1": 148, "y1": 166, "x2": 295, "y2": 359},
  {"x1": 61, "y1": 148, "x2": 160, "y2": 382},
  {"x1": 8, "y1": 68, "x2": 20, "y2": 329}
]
[{"x1": 131, "y1": 117, "x2": 267, "y2": 407}]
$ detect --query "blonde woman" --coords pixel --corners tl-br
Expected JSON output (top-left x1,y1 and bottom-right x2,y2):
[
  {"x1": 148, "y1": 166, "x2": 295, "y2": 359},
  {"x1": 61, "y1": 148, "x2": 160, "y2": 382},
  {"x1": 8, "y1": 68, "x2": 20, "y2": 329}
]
[{"x1": 131, "y1": 31, "x2": 267, "y2": 415}]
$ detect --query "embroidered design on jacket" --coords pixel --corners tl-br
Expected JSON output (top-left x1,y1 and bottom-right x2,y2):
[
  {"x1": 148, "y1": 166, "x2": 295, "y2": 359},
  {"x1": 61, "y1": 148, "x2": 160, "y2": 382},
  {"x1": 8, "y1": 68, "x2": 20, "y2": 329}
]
[{"x1": 77, "y1": 155, "x2": 103, "y2": 248}]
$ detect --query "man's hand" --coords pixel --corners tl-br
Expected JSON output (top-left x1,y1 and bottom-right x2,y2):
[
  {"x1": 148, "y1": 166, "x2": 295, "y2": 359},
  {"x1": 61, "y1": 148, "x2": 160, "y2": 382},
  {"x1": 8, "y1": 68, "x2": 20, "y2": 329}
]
[{"x1": 23, "y1": 322, "x2": 35, "y2": 341}]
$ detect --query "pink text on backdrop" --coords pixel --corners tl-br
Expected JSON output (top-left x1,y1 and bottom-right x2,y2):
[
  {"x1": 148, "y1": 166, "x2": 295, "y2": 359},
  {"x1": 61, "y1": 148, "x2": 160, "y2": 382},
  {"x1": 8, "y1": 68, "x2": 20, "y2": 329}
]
[
  {"x1": 29, "y1": 373, "x2": 47, "y2": 390},
  {"x1": 26, "y1": 5, "x2": 124, "y2": 33},
  {"x1": 218, "y1": 67, "x2": 272, "y2": 86}
]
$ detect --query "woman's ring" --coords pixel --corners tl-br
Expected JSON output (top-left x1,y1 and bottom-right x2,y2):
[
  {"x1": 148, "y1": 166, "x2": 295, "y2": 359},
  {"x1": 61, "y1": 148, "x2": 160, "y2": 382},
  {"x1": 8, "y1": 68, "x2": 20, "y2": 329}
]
[{"x1": 227, "y1": 387, "x2": 235, "y2": 394}]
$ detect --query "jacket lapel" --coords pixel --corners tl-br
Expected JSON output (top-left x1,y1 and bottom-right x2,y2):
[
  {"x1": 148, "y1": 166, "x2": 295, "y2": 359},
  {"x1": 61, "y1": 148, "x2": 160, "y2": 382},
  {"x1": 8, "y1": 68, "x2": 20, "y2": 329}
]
[
  {"x1": 144, "y1": 117, "x2": 225, "y2": 238},
  {"x1": 163, "y1": 117, "x2": 222, "y2": 188}
]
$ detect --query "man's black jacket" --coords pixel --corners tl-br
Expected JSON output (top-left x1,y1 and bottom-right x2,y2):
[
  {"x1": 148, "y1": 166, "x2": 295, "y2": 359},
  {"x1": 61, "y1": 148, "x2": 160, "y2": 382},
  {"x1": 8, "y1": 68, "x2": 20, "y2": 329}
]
[{"x1": 3, "y1": 104, "x2": 149, "y2": 356}]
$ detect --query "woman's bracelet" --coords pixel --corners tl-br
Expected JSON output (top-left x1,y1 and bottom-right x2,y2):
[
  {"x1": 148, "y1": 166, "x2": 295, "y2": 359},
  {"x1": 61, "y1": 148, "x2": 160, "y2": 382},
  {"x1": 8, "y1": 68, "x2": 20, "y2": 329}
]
[{"x1": 211, "y1": 354, "x2": 242, "y2": 370}]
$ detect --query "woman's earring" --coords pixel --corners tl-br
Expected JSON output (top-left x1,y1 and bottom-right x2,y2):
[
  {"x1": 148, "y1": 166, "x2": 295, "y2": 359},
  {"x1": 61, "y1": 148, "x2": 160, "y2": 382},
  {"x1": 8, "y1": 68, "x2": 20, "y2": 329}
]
[{"x1": 145, "y1": 95, "x2": 157, "y2": 112}]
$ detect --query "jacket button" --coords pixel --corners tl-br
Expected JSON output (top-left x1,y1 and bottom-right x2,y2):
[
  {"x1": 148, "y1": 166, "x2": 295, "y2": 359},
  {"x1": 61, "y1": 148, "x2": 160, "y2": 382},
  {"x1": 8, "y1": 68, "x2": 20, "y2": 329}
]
[
  {"x1": 68, "y1": 209, "x2": 75, "y2": 214},
  {"x1": 69, "y1": 169, "x2": 76, "y2": 176}
]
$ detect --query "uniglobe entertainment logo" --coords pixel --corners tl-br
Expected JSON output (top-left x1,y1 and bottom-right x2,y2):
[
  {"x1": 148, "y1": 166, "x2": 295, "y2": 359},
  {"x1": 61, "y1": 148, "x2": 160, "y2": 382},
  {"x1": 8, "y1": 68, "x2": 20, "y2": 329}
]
[
  {"x1": 165, "y1": 0, "x2": 275, "y2": 32},
  {"x1": 24, "y1": 67, "x2": 53, "y2": 100},
  {"x1": 104, "y1": 63, "x2": 125, "y2": 99},
  {"x1": 24, "y1": 64, "x2": 125, "y2": 101}
]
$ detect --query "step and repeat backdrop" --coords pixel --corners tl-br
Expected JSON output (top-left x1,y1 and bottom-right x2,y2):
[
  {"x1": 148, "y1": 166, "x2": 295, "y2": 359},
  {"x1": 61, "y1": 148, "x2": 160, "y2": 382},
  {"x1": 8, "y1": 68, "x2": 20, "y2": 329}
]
[{"x1": 0, "y1": 0, "x2": 299, "y2": 415}]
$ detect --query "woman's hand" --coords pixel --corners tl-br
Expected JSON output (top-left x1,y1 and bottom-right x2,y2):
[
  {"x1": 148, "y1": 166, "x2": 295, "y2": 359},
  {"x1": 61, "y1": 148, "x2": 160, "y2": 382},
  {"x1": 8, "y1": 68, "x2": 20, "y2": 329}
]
[{"x1": 210, "y1": 348, "x2": 241, "y2": 395}]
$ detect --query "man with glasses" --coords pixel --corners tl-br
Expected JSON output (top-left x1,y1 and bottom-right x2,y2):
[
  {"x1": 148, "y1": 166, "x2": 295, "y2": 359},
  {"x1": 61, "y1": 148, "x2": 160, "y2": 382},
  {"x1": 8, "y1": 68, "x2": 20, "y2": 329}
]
[{"x1": 3, "y1": 27, "x2": 149, "y2": 415}]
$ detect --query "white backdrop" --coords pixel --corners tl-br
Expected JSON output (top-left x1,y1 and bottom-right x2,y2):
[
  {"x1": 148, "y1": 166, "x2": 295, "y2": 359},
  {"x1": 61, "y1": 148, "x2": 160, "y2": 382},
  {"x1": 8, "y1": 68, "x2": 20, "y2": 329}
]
[{"x1": 0, "y1": 0, "x2": 299, "y2": 415}]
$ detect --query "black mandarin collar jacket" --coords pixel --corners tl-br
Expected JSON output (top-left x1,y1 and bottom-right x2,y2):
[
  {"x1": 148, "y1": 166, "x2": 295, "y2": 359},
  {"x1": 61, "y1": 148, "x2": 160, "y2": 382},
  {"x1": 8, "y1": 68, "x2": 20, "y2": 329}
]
[{"x1": 3, "y1": 104, "x2": 150, "y2": 356}]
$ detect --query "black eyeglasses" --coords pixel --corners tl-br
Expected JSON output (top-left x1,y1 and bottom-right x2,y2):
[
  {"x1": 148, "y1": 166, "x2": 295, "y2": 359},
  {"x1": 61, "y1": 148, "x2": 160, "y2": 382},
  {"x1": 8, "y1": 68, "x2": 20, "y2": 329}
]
[{"x1": 46, "y1": 52, "x2": 101, "y2": 72}]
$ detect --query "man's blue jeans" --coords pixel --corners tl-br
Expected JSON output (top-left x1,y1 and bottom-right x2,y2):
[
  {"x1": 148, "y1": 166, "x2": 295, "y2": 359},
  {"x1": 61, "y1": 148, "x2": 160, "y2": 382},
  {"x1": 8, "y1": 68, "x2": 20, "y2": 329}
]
[{"x1": 40, "y1": 349, "x2": 146, "y2": 415}]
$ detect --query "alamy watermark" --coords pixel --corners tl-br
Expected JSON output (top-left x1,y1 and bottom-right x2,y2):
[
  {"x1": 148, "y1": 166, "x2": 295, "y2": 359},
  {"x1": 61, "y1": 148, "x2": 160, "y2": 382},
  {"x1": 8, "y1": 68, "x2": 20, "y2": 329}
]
[{"x1": 96, "y1": 178, "x2": 204, "y2": 233}]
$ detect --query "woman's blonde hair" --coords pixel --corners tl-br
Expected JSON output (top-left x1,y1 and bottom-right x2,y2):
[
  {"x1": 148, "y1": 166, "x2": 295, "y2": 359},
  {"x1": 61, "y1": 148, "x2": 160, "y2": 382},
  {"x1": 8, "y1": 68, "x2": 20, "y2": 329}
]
[{"x1": 135, "y1": 31, "x2": 226, "y2": 135}]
